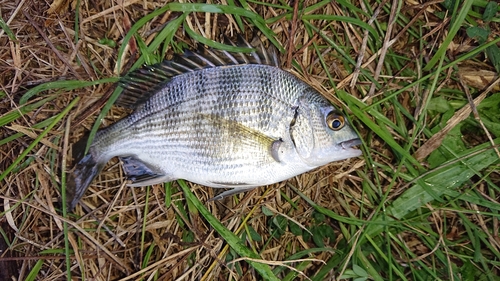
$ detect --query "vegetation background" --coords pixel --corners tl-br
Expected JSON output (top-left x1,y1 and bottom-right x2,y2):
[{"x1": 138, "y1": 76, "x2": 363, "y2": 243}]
[{"x1": 0, "y1": 0, "x2": 499, "y2": 280}]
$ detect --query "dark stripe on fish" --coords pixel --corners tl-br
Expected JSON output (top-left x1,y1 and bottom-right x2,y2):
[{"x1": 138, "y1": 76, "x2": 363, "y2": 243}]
[
  {"x1": 258, "y1": 66, "x2": 272, "y2": 131},
  {"x1": 289, "y1": 105, "x2": 299, "y2": 149}
]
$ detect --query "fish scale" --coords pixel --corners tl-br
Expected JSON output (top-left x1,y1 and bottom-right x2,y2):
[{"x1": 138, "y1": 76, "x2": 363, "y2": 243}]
[{"x1": 67, "y1": 38, "x2": 362, "y2": 209}]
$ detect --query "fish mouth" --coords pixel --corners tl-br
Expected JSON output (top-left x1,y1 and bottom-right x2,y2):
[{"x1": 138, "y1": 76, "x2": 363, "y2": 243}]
[{"x1": 340, "y1": 138, "x2": 362, "y2": 150}]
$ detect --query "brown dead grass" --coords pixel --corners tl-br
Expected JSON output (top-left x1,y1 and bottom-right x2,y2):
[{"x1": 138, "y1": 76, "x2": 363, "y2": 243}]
[{"x1": 1, "y1": 0, "x2": 499, "y2": 280}]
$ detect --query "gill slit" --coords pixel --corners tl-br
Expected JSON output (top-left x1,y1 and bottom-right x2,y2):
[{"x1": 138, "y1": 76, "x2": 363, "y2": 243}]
[{"x1": 289, "y1": 105, "x2": 299, "y2": 149}]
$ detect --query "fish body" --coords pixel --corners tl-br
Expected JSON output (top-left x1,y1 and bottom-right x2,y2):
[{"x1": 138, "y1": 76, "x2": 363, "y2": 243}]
[{"x1": 67, "y1": 39, "x2": 361, "y2": 209}]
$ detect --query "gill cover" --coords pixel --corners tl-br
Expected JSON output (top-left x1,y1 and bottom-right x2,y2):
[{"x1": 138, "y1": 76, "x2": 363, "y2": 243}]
[{"x1": 290, "y1": 98, "x2": 315, "y2": 162}]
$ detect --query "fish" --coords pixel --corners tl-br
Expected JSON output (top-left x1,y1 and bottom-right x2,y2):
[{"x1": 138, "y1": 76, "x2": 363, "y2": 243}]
[{"x1": 66, "y1": 36, "x2": 362, "y2": 210}]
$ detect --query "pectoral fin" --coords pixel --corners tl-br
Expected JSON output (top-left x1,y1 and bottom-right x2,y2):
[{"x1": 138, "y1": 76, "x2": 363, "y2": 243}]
[
  {"x1": 201, "y1": 114, "x2": 282, "y2": 163},
  {"x1": 207, "y1": 187, "x2": 258, "y2": 201}
]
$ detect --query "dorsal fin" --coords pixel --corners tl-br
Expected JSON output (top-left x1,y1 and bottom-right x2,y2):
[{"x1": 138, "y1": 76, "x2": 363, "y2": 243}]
[{"x1": 116, "y1": 35, "x2": 280, "y2": 109}]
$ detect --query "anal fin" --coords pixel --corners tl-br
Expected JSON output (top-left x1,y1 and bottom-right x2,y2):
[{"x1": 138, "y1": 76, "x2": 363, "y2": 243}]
[{"x1": 119, "y1": 156, "x2": 175, "y2": 187}]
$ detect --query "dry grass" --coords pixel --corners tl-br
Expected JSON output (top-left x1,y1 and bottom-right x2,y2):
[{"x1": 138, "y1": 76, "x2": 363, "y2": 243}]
[{"x1": 1, "y1": 0, "x2": 500, "y2": 280}]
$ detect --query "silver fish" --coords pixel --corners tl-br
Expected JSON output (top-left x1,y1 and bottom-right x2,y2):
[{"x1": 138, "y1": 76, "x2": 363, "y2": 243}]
[{"x1": 67, "y1": 37, "x2": 362, "y2": 209}]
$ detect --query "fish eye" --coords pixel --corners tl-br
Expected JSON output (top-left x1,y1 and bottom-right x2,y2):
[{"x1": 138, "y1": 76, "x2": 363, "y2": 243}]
[{"x1": 326, "y1": 112, "x2": 345, "y2": 131}]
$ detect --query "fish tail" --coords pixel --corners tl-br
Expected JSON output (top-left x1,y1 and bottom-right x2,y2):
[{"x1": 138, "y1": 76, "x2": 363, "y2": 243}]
[{"x1": 66, "y1": 148, "x2": 104, "y2": 210}]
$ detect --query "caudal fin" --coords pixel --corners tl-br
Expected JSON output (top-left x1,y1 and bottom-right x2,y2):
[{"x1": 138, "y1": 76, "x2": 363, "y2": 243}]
[{"x1": 66, "y1": 153, "x2": 103, "y2": 210}]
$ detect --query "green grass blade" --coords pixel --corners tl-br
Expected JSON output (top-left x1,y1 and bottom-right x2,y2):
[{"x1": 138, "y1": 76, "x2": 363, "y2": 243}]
[
  {"x1": 0, "y1": 117, "x2": 57, "y2": 146},
  {"x1": 116, "y1": 2, "x2": 282, "y2": 72},
  {"x1": 424, "y1": 0, "x2": 475, "y2": 70},
  {"x1": 177, "y1": 180, "x2": 280, "y2": 281},
  {"x1": 288, "y1": 185, "x2": 365, "y2": 226},
  {"x1": 166, "y1": 3, "x2": 281, "y2": 51},
  {"x1": 0, "y1": 15, "x2": 16, "y2": 41},
  {"x1": 24, "y1": 259, "x2": 43, "y2": 281},
  {"x1": 19, "y1": 78, "x2": 118, "y2": 105},
  {"x1": 0, "y1": 97, "x2": 80, "y2": 183},
  {"x1": 339, "y1": 90, "x2": 422, "y2": 168},
  {"x1": 302, "y1": 15, "x2": 377, "y2": 37},
  {"x1": 366, "y1": 36, "x2": 500, "y2": 110},
  {"x1": 366, "y1": 138, "x2": 500, "y2": 237},
  {"x1": 0, "y1": 96, "x2": 57, "y2": 127},
  {"x1": 184, "y1": 22, "x2": 254, "y2": 52}
]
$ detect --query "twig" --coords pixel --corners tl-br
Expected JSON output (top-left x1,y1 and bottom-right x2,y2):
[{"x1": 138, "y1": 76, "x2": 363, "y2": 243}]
[
  {"x1": 72, "y1": 84, "x2": 116, "y2": 127},
  {"x1": 0, "y1": 195, "x2": 130, "y2": 273},
  {"x1": 414, "y1": 76, "x2": 500, "y2": 160},
  {"x1": 461, "y1": 79, "x2": 500, "y2": 159},
  {"x1": 367, "y1": 0, "x2": 397, "y2": 97},
  {"x1": 22, "y1": 10, "x2": 83, "y2": 80},
  {"x1": 350, "y1": 0, "x2": 385, "y2": 88},
  {"x1": 285, "y1": 0, "x2": 300, "y2": 69}
]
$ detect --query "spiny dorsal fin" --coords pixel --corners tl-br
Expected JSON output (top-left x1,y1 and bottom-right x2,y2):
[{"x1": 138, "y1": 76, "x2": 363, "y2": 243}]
[{"x1": 116, "y1": 35, "x2": 280, "y2": 109}]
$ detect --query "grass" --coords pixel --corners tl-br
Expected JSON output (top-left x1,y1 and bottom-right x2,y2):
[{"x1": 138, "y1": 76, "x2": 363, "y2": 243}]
[{"x1": 0, "y1": 0, "x2": 499, "y2": 280}]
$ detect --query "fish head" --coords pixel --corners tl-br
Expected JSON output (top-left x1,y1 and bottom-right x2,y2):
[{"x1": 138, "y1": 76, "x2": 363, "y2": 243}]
[{"x1": 290, "y1": 93, "x2": 362, "y2": 167}]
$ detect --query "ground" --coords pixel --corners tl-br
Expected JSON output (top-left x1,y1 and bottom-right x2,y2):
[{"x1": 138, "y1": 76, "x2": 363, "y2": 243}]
[{"x1": 0, "y1": 0, "x2": 499, "y2": 280}]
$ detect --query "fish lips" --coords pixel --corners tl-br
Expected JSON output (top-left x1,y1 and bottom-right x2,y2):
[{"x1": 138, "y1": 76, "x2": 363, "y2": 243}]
[{"x1": 340, "y1": 138, "x2": 363, "y2": 156}]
